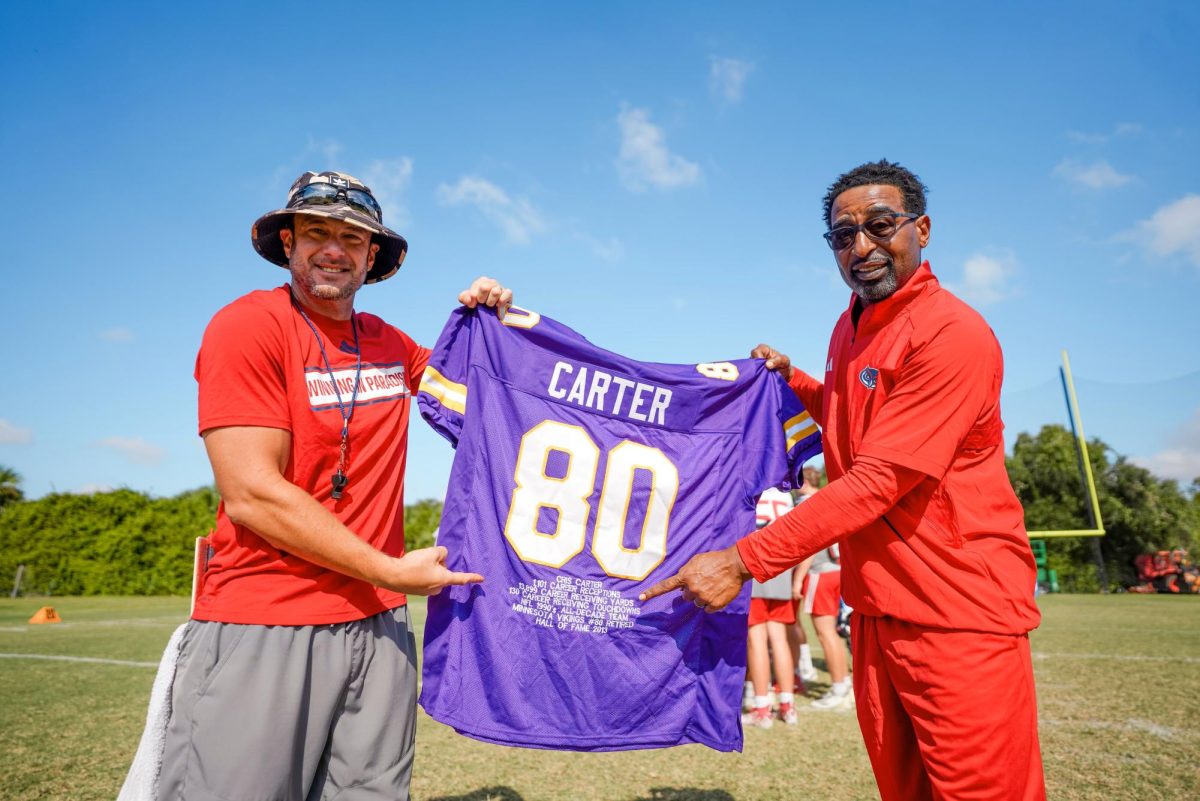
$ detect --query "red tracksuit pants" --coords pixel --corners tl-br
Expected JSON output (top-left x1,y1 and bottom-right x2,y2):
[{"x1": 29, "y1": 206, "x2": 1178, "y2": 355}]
[{"x1": 852, "y1": 615, "x2": 1046, "y2": 800}]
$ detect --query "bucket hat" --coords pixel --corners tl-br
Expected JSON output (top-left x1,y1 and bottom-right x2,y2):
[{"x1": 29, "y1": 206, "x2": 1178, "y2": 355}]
[{"x1": 252, "y1": 171, "x2": 407, "y2": 284}]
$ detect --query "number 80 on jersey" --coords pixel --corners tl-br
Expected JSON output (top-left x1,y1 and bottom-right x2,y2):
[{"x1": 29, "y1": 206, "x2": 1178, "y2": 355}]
[{"x1": 504, "y1": 420, "x2": 679, "y2": 581}]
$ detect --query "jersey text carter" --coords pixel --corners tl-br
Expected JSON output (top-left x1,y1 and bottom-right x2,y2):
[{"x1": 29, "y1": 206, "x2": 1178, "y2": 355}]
[{"x1": 547, "y1": 361, "x2": 672, "y2": 425}]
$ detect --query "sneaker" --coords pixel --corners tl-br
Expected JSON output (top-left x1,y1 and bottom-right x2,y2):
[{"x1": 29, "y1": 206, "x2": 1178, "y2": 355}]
[
  {"x1": 810, "y1": 689, "x2": 855, "y2": 711},
  {"x1": 798, "y1": 666, "x2": 820, "y2": 683},
  {"x1": 741, "y1": 705, "x2": 773, "y2": 729},
  {"x1": 793, "y1": 671, "x2": 808, "y2": 695},
  {"x1": 778, "y1": 701, "x2": 798, "y2": 725}
]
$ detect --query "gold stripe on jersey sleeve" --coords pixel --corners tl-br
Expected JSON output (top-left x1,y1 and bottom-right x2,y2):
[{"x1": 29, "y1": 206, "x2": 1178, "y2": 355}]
[
  {"x1": 786, "y1": 422, "x2": 819, "y2": 451},
  {"x1": 784, "y1": 411, "x2": 812, "y2": 431},
  {"x1": 418, "y1": 367, "x2": 467, "y2": 414},
  {"x1": 784, "y1": 411, "x2": 818, "y2": 451}
]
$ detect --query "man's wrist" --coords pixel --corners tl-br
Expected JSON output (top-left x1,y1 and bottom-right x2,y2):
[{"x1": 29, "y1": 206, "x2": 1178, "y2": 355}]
[
  {"x1": 363, "y1": 550, "x2": 405, "y2": 590},
  {"x1": 727, "y1": 543, "x2": 753, "y2": 582}
]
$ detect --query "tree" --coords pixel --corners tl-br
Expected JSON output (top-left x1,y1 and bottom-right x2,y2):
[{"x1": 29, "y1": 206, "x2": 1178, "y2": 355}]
[
  {"x1": 404, "y1": 498, "x2": 443, "y2": 551},
  {"x1": 1007, "y1": 425, "x2": 1200, "y2": 590},
  {"x1": 0, "y1": 465, "x2": 23, "y2": 509}
]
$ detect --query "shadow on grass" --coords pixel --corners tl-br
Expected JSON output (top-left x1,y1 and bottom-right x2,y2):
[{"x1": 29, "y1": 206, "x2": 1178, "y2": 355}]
[
  {"x1": 631, "y1": 790, "x2": 737, "y2": 801},
  {"x1": 426, "y1": 788, "x2": 525, "y2": 801}
]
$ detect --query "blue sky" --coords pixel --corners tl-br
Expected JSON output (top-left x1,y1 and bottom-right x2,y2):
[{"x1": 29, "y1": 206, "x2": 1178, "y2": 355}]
[{"x1": 1, "y1": 1, "x2": 1197, "y2": 503}]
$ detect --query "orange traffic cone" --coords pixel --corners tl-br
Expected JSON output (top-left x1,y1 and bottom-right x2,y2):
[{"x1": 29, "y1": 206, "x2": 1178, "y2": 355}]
[{"x1": 29, "y1": 606, "x2": 62, "y2": 624}]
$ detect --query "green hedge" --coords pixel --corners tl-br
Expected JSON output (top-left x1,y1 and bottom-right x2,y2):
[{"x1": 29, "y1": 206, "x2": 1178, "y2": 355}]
[{"x1": 0, "y1": 488, "x2": 443, "y2": 597}]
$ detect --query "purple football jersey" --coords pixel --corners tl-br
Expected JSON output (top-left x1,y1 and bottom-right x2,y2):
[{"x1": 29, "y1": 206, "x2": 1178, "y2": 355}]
[{"x1": 418, "y1": 306, "x2": 821, "y2": 752}]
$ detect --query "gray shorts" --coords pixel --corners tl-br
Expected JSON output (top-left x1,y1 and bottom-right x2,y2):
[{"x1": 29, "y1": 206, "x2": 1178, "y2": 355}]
[{"x1": 157, "y1": 606, "x2": 417, "y2": 801}]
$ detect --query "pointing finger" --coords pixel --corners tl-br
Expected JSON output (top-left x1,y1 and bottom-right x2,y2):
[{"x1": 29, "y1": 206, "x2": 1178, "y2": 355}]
[{"x1": 638, "y1": 573, "x2": 685, "y2": 602}]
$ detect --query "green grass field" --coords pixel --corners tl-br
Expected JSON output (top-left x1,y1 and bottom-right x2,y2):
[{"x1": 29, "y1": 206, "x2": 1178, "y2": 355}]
[{"x1": 1, "y1": 595, "x2": 1196, "y2": 800}]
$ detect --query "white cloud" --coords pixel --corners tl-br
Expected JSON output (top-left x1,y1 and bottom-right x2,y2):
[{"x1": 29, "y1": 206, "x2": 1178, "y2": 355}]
[
  {"x1": 93, "y1": 437, "x2": 166, "y2": 466},
  {"x1": 1066, "y1": 123, "x2": 1142, "y2": 143},
  {"x1": 1130, "y1": 194, "x2": 1200, "y2": 269},
  {"x1": 710, "y1": 57, "x2": 754, "y2": 103},
  {"x1": 71, "y1": 483, "x2": 114, "y2": 496},
  {"x1": 362, "y1": 157, "x2": 414, "y2": 228},
  {"x1": 436, "y1": 176, "x2": 546, "y2": 245},
  {"x1": 98, "y1": 326, "x2": 134, "y2": 343},
  {"x1": 592, "y1": 237, "x2": 624, "y2": 262},
  {"x1": 270, "y1": 138, "x2": 345, "y2": 189},
  {"x1": 1133, "y1": 407, "x2": 1200, "y2": 483},
  {"x1": 0, "y1": 419, "x2": 33, "y2": 444},
  {"x1": 307, "y1": 136, "x2": 343, "y2": 164},
  {"x1": 946, "y1": 253, "x2": 1017, "y2": 307},
  {"x1": 573, "y1": 233, "x2": 624, "y2": 262},
  {"x1": 1053, "y1": 159, "x2": 1133, "y2": 190},
  {"x1": 616, "y1": 106, "x2": 701, "y2": 192}
]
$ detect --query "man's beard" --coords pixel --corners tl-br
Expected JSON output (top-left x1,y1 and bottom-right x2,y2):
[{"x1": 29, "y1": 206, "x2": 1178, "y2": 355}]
[
  {"x1": 305, "y1": 279, "x2": 360, "y2": 301},
  {"x1": 842, "y1": 254, "x2": 899, "y2": 303},
  {"x1": 291, "y1": 260, "x2": 364, "y2": 301}
]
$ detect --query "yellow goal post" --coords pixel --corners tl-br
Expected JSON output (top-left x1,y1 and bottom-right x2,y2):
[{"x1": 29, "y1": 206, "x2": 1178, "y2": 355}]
[{"x1": 1027, "y1": 350, "x2": 1105, "y2": 539}]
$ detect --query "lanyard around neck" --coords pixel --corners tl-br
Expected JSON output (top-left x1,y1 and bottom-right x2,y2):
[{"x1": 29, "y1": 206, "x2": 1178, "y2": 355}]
[{"x1": 291, "y1": 294, "x2": 362, "y2": 499}]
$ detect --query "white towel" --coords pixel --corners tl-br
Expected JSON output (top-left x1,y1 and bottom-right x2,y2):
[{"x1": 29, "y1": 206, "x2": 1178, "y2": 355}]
[{"x1": 117, "y1": 623, "x2": 187, "y2": 801}]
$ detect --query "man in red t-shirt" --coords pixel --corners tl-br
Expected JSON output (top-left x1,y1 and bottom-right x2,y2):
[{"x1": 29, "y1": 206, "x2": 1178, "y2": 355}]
[
  {"x1": 151, "y1": 171, "x2": 511, "y2": 801},
  {"x1": 643, "y1": 161, "x2": 1045, "y2": 800}
]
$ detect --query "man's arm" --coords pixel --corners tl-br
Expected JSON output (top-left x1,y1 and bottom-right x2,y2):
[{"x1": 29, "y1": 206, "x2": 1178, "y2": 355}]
[
  {"x1": 639, "y1": 455, "x2": 922, "y2": 610},
  {"x1": 205, "y1": 426, "x2": 482, "y2": 595},
  {"x1": 791, "y1": 556, "x2": 813, "y2": 600}
]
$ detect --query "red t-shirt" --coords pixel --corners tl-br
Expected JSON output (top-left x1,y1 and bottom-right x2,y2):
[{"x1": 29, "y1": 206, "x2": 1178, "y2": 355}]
[
  {"x1": 739, "y1": 263, "x2": 1040, "y2": 634},
  {"x1": 193, "y1": 285, "x2": 430, "y2": 625}
]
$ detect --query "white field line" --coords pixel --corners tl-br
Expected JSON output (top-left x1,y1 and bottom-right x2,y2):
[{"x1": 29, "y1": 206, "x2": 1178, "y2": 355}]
[
  {"x1": 0, "y1": 653, "x2": 157, "y2": 668},
  {"x1": 1033, "y1": 651, "x2": 1200, "y2": 664},
  {"x1": 0, "y1": 617, "x2": 186, "y2": 633},
  {"x1": 1040, "y1": 717, "x2": 1184, "y2": 741}
]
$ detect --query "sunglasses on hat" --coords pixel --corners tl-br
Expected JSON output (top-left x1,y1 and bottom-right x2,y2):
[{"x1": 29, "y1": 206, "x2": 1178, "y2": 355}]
[{"x1": 288, "y1": 183, "x2": 383, "y2": 224}]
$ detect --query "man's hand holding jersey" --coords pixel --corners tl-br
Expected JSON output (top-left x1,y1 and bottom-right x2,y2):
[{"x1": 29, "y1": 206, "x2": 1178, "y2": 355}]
[
  {"x1": 459, "y1": 276, "x2": 514, "y2": 319},
  {"x1": 750, "y1": 343, "x2": 793, "y2": 381}
]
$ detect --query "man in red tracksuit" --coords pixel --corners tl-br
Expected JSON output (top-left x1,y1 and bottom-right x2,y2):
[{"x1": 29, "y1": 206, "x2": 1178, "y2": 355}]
[{"x1": 642, "y1": 160, "x2": 1046, "y2": 800}]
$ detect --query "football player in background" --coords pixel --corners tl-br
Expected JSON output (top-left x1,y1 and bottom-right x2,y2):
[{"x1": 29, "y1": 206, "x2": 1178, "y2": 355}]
[
  {"x1": 797, "y1": 540, "x2": 851, "y2": 710},
  {"x1": 743, "y1": 487, "x2": 798, "y2": 728},
  {"x1": 787, "y1": 465, "x2": 822, "y2": 687}
]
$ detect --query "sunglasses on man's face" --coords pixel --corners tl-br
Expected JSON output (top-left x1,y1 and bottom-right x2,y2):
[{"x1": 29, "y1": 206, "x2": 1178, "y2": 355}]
[
  {"x1": 823, "y1": 212, "x2": 920, "y2": 251},
  {"x1": 289, "y1": 183, "x2": 383, "y2": 223}
]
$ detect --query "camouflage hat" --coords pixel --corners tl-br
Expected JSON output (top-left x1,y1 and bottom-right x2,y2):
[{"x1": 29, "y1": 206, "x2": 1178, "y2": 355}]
[{"x1": 251, "y1": 171, "x2": 408, "y2": 284}]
